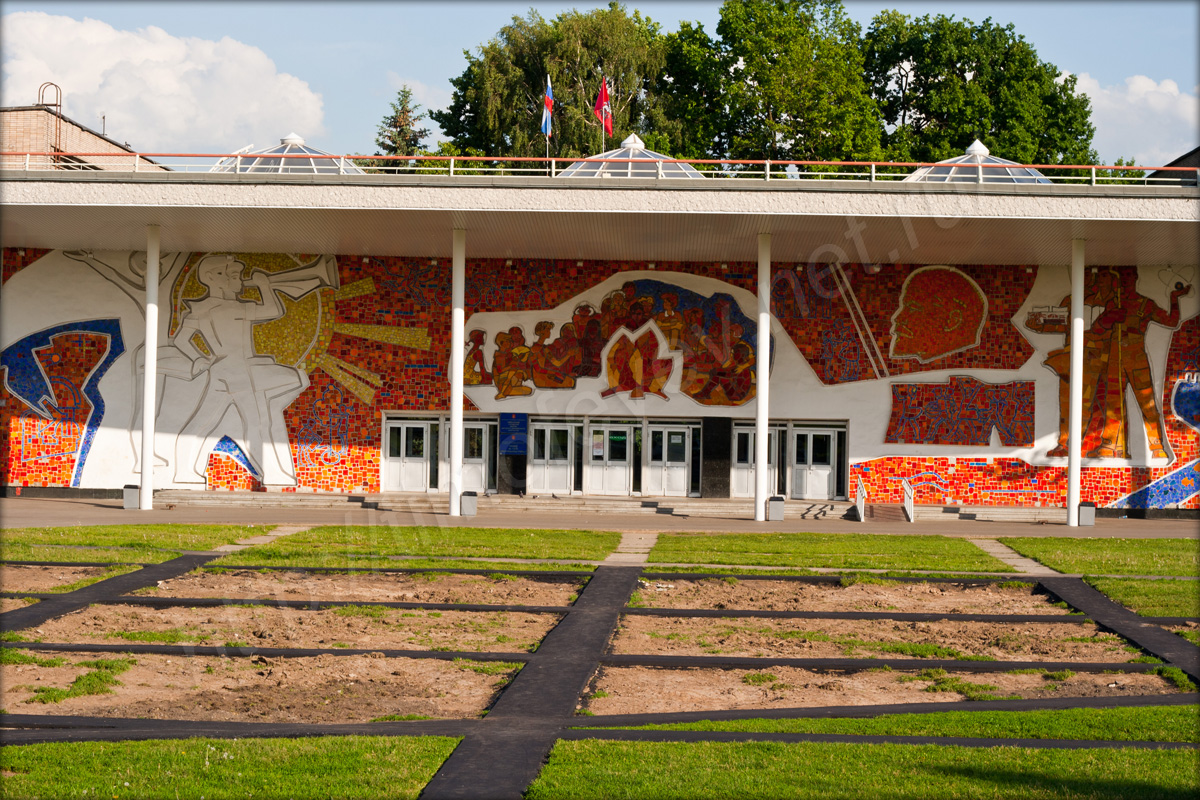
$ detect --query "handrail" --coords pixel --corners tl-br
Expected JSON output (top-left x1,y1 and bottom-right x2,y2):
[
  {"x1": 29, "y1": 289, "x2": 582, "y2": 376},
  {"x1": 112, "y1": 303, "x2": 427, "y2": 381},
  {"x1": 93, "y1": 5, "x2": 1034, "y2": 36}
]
[
  {"x1": 901, "y1": 478, "x2": 915, "y2": 523},
  {"x1": 855, "y1": 475, "x2": 867, "y2": 523},
  {"x1": 1, "y1": 150, "x2": 1195, "y2": 185}
]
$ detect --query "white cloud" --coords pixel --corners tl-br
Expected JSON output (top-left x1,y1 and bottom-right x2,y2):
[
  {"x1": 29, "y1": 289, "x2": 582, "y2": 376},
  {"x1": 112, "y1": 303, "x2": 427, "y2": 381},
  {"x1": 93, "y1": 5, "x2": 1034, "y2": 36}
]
[
  {"x1": 1075, "y1": 72, "x2": 1199, "y2": 166},
  {"x1": 1, "y1": 11, "x2": 325, "y2": 152}
]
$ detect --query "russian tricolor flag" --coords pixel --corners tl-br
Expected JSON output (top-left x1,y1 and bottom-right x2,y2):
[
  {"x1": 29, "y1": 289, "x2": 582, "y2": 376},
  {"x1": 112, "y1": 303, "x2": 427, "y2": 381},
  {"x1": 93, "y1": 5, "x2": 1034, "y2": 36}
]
[{"x1": 541, "y1": 75, "x2": 553, "y2": 138}]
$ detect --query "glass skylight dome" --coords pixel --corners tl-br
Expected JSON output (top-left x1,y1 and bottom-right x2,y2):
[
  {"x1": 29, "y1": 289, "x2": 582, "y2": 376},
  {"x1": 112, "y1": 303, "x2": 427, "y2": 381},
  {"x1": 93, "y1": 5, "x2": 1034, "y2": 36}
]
[
  {"x1": 558, "y1": 134, "x2": 705, "y2": 178},
  {"x1": 903, "y1": 140, "x2": 1051, "y2": 184},
  {"x1": 212, "y1": 133, "x2": 365, "y2": 175}
]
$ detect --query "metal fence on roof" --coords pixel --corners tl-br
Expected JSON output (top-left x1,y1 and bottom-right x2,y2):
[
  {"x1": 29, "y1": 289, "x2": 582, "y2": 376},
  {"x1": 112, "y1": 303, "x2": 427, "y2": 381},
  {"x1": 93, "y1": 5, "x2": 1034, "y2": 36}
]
[{"x1": 1, "y1": 150, "x2": 1197, "y2": 186}]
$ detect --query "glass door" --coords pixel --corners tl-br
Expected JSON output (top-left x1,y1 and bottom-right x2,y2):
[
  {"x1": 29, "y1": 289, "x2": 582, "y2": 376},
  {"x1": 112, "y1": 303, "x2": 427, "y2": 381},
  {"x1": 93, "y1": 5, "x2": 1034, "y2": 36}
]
[
  {"x1": 588, "y1": 424, "x2": 633, "y2": 495},
  {"x1": 792, "y1": 430, "x2": 835, "y2": 501}
]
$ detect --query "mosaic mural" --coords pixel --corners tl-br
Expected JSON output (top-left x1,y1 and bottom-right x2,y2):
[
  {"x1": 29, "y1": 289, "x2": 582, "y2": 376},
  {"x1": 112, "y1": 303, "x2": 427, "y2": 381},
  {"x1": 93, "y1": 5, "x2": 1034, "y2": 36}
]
[
  {"x1": 886, "y1": 378, "x2": 1035, "y2": 447},
  {"x1": 1, "y1": 249, "x2": 1196, "y2": 508},
  {"x1": 464, "y1": 278, "x2": 768, "y2": 407},
  {"x1": 1024, "y1": 266, "x2": 1193, "y2": 459},
  {"x1": 770, "y1": 262, "x2": 1036, "y2": 385}
]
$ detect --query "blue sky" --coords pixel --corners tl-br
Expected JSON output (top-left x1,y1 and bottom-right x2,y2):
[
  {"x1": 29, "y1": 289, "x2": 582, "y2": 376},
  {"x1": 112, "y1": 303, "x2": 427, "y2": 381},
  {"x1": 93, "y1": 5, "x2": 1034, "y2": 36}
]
[{"x1": 2, "y1": 1, "x2": 1197, "y2": 164}]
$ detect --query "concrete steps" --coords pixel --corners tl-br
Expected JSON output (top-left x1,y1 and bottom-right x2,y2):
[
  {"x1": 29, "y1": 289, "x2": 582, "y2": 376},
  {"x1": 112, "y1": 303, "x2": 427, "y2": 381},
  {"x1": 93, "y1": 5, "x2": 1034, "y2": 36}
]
[
  {"x1": 866, "y1": 503, "x2": 1068, "y2": 524},
  {"x1": 154, "y1": 490, "x2": 373, "y2": 509}
]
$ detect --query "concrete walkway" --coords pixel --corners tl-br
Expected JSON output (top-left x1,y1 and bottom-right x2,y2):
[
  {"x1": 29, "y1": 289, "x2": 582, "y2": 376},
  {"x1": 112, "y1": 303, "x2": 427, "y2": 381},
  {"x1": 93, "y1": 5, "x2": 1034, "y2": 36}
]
[{"x1": 2, "y1": 497, "x2": 1196, "y2": 539}]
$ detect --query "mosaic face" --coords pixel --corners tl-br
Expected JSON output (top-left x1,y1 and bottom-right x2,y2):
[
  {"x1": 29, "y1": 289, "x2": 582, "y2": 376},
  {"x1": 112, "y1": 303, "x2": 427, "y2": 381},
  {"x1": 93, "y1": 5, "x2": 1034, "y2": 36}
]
[{"x1": 889, "y1": 267, "x2": 987, "y2": 363}]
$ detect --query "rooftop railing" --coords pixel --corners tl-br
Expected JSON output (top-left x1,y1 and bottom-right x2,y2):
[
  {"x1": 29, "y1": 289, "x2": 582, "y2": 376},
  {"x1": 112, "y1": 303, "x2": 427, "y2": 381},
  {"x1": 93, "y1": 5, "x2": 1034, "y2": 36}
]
[{"x1": 1, "y1": 151, "x2": 1197, "y2": 186}]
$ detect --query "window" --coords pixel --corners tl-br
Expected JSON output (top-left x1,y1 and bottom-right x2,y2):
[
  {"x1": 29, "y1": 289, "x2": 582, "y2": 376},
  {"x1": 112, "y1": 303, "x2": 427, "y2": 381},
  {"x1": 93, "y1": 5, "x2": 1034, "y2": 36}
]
[
  {"x1": 794, "y1": 433, "x2": 808, "y2": 465},
  {"x1": 813, "y1": 433, "x2": 832, "y2": 466},
  {"x1": 666, "y1": 431, "x2": 687, "y2": 463},
  {"x1": 465, "y1": 427, "x2": 483, "y2": 460},
  {"x1": 736, "y1": 431, "x2": 752, "y2": 465},
  {"x1": 534, "y1": 429, "x2": 547, "y2": 460},
  {"x1": 549, "y1": 428, "x2": 569, "y2": 461},
  {"x1": 650, "y1": 430, "x2": 664, "y2": 463},
  {"x1": 608, "y1": 430, "x2": 628, "y2": 462},
  {"x1": 405, "y1": 426, "x2": 424, "y2": 458},
  {"x1": 388, "y1": 427, "x2": 403, "y2": 458}
]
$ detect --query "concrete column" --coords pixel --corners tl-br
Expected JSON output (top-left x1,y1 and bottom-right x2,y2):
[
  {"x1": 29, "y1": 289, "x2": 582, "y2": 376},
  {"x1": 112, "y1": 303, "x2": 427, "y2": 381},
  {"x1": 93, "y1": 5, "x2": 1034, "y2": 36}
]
[
  {"x1": 755, "y1": 233, "x2": 771, "y2": 521},
  {"x1": 1067, "y1": 239, "x2": 1085, "y2": 526},
  {"x1": 449, "y1": 229, "x2": 466, "y2": 516},
  {"x1": 139, "y1": 225, "x2": 160, "y2": 510}
]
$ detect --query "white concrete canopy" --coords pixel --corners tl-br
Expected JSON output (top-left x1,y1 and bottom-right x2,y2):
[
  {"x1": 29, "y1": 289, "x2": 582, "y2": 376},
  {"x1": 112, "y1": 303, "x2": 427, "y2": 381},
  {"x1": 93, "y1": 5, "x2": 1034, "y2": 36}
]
[{"x1": 2, "y1": 173, "x2": 1196, "y2": 267}]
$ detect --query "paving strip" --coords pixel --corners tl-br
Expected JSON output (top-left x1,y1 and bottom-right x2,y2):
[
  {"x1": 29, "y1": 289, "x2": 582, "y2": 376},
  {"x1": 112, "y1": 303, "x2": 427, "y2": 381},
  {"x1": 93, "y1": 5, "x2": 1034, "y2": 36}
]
[
  {"x1": 1040, "y1": 577, "x2": 1200, "y2": 683},
  {"x1": 420, "y1": 565, "x2": 642, "y2": 800},
  {"x1": 968, "y1": 539, "x2": 1062, "y2": 575}
]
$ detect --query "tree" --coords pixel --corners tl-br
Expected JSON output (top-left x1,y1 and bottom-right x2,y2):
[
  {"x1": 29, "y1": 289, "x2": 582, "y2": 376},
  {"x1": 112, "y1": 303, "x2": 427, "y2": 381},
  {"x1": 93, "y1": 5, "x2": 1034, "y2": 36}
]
[
  {"x1": 432, "y1": 3, "x2": 672, "y2": 159},
  {"x1": 863, "y1": 12, "x2": 1096, "y2": 164},
  {"x1": 713, "y1": 0, "x2": 881, "y2": 163},
  {"x1": 375, "y1": 86, "x2": 431, "y2": 157}
]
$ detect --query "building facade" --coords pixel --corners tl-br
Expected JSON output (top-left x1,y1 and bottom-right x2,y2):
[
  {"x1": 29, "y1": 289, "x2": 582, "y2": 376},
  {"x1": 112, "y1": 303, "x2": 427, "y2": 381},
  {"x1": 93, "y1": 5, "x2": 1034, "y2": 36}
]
[{"x1": 1, "y1": 148, "x2": 1197, "y2": 512}]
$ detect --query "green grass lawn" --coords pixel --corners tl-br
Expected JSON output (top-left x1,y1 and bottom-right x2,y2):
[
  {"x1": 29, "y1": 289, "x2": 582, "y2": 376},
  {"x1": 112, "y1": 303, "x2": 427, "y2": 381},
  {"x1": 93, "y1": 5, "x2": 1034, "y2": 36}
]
[
  {"x1": 526, "y1": 740, "x2": 1198, "y2": 800},
  {"x1": 0, "y1": 525, "x2": 266, "y2": 564},
  {"x1": 1003, "y1": 538, "x2": 1199, "y2": 577},
  {"x1": 210, "y1": 526, "x2": 621, "y2": 568},
  {"x1": 0, "y1": 736, "x2": 459, "y2": 800},
  {"x1": 647, "y1": 533, "x2": 1010, "y2": 572},
  {"x1": 1086, "y1": 577, "x2": 1200, "y2": 617},
  {"x1": 592, "y1": 705, "x2": 1198, "y2": 743}
]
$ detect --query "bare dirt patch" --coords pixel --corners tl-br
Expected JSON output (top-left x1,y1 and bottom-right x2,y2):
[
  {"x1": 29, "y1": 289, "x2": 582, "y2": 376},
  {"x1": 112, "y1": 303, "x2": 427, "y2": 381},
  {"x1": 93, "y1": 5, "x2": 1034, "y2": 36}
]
[
  {"x1": 36, "y1": 604, "x2": 558, "y2": 653},
  {"x1": 634, "y1": 578, "x2": 1069, "y2": 615},
  {"x1": 1, "y1": 598, "x2": 35, "y2": 613},
  {"x1": 146, "y1": 569, "x2": 584, "y2": 607},
  {"x1": 0, "y1": 565, "x2": 111, "y2": 593},
  {"x1": 583, "y1": 666, "x2": 1182, "y2": 716},
  {"x1": 3, "y1": 650, "x2": 513, "y2": 723},
  {"x1": 613, "y1": 616, "x2": 1133, "y2": 662}
]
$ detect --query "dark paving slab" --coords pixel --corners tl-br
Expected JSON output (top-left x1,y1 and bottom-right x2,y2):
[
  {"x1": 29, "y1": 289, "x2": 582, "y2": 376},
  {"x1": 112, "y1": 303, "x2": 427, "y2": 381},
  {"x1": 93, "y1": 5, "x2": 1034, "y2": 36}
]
[
  {"x1": 1040, "y1": 577, "x2": 1200, "y2": 683},
  {"x1": 0, "y1": 553, "x2": 215, "y2": 631},
  {"x1": 420, "y1": 566, "x2": 641, "y2": 800}
]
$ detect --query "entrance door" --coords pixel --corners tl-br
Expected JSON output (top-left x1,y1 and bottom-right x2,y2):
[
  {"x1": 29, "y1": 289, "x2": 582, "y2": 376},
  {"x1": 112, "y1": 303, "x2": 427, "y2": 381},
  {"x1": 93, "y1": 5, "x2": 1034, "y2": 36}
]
[
  {"x1": 731, "y1": 429, "x2": 777, "y2": 497},
  {"x1": 588, "y1": 425, "x2": 633, "y2": 495},
  {"x1": 528, "y1": 425, "x2": 573, "y2": 494},
  {"x1": 384, "y1": 421, "x2": 432, "y2": 492},
  {"x1": 792, "y1": 430, "x2": 835, "y2": 501},
  {"x1": 462, "y1": 423, "x2": 489, "y2": 493},
  {"x1": 646, "y1": 427, "x2": 690, "y2": 497}
]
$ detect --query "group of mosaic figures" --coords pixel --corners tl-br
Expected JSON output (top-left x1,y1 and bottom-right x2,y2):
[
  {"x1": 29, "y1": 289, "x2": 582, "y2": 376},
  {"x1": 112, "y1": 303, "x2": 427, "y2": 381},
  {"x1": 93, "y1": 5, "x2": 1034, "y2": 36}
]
[
  {"x1": 65, "y1": 250, "x2": 336, "y2": 485},
  {"x1": 1026, "y1": 269, "x2": 1192, "y2": 459},
  {"x1": 463, "y1": 282, "x2": 757, "y2": 406}
]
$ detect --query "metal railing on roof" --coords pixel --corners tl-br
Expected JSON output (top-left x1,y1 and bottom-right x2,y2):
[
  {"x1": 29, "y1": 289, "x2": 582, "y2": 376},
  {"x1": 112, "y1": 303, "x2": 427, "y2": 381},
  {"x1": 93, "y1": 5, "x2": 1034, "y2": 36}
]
[{"x1": 1, "y1": 150, "x2": 1197, "y2": 186}]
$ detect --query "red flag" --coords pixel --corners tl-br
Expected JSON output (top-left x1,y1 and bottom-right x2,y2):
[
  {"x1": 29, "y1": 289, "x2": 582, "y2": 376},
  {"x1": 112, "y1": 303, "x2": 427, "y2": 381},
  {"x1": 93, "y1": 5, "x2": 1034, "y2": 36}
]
[{"x1": 593, "y1": 79, "x2": 613, "y2": 136}]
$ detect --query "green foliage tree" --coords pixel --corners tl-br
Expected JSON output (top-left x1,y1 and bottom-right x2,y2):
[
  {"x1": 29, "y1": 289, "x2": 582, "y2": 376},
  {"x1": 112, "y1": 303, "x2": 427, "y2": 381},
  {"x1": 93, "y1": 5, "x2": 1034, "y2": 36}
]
[
  {"x1": 375, "y1": 86, "x2": 431, "y2": 157},
  {"x1": 431, "y1": 3, "x2": 671, "y2": 159},
  {"x1": 862, "y1": 11, "x2": 1096, "y2": 164},
  {"x1": 710, "y1": 0, "x2": 882, "y2": 163}
]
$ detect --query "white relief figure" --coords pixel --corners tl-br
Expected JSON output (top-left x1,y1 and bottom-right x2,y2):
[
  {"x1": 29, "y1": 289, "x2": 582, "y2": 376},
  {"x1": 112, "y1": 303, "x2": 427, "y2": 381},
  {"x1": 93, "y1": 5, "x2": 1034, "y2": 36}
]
[
  {"x1": 62, "y1": 249, "x2": 193, "y2": 473},
  {"x1": 169, "y1": 254, "x2": 335, "y2": 486}
]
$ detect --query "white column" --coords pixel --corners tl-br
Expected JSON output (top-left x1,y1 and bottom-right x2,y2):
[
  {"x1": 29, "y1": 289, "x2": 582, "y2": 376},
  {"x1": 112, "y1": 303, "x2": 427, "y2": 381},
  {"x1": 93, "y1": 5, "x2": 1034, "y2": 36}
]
[
  {"x1": 139, "y1": 225, "x2": 160, "y2": 511},
  {"x1": 755, "y1": 233, "x2": 771, "y2": 521},
  {"x1": 1067, "y1": 239, "x2": 1085, "y2": 527},
  {"x1": 449, "y1": 229, "x2": 466, "y2": 516}
]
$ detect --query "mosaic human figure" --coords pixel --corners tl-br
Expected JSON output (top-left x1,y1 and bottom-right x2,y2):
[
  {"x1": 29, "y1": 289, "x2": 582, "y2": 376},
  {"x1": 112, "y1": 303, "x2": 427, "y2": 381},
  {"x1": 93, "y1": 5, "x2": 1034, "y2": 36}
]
[
  {"x1": 493, "y1": 327, "x2": 533, "y2": 399},
  {"x1": 463, "y1": 329, "x2": 492, "y2": 386},
  {"x1": 1025, "y1": 269, "x2": 1117, "y2": 457},
  {"x1": 530, "y1": 320, "x2": 578, "y2": 388},
  {"x1": 654, "y1": 292, "x2": 685, "y2": 350},
  {"x1": 170, "y1": 254, "x2": 329, "y2": 485},
  {"x1": 692, "y1": 341, "x2": 755, "y2": 404},
  {"x1": 890, "y1": 267, "x2": 987, "y2": 362},
  {"x1": 1089, "y1": 272, "x2": 1192, "y2": 459}
]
